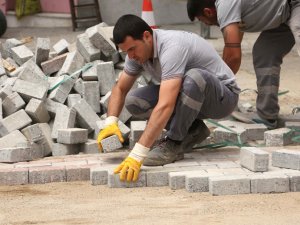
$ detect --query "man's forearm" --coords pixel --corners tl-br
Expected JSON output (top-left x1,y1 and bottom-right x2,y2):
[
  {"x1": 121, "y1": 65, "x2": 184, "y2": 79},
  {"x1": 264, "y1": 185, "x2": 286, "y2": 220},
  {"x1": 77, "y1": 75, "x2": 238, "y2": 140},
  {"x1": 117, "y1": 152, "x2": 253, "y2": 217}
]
[
  {"x1": 107, "y1": 85, "x2": 126, "y2": 117},
  {"x1": 138, "y1": 104, "x2": 174, "y2": 148}
]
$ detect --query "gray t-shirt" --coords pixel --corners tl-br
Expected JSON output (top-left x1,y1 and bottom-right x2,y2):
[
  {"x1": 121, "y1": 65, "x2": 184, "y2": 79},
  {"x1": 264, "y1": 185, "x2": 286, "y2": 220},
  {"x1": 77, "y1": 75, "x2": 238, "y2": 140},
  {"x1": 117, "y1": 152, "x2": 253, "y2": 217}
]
[
  {"x1": 124, "y1": 29, "x2": 240, "y2": 93},
  {"x1": 216, "y1": 0, "x2": 291, "y2": 32}
]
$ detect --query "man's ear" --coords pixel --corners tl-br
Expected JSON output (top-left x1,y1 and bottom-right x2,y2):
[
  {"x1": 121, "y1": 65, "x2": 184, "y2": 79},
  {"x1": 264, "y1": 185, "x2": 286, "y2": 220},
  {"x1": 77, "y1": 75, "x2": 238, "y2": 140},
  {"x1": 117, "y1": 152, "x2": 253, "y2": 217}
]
[
  {"x1": 203, "y1": 8, "x2": 216, "y2": 17},
  {"x1": 143, "y1": 31, "x2": 152, "y2": 40}
]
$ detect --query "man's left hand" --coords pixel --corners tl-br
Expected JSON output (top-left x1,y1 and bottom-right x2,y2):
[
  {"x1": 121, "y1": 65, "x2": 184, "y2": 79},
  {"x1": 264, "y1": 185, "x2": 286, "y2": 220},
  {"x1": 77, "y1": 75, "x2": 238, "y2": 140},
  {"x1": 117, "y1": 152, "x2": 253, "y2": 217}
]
[{"x1": 114, "y1": 143, "x2": 150, "y2": 182}]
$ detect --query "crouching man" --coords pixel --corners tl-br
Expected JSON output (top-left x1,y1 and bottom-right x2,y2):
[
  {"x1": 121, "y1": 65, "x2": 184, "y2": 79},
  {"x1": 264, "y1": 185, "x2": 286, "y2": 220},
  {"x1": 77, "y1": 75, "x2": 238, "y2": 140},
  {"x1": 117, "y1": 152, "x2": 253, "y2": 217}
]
[{"x1": 97, "y1": 14, "x2": 240, "y2": 182}]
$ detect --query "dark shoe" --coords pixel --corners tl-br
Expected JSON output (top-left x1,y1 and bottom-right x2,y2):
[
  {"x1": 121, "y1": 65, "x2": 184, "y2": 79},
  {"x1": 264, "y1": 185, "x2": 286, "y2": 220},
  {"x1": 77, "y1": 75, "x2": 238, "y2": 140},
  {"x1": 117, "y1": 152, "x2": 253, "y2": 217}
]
[
  {"x1": 143, "y1": 137, "x2": 184, "y2": 166},
  {"x1": 181, "y1": 120, "x2": 210, "y2": 153}
]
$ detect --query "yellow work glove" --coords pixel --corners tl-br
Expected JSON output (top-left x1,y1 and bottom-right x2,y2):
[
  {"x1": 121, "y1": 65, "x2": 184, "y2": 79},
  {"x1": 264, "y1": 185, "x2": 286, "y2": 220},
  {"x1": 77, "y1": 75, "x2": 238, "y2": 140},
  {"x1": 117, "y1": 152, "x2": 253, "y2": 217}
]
[
  {"x1": 97, "y1": 116, "x2": 124, "y2": 151},
  {"x1": 114, "y1": 143, "x2": 150, "y2": 182}
]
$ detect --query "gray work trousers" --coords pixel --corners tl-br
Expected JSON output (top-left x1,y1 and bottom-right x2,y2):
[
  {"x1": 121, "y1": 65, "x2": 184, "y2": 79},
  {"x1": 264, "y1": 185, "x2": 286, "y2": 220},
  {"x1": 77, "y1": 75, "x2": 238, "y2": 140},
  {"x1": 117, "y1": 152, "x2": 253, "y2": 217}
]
[
  {"x1": 125, "y1": 69, "x2": 238, "y2": 141},
  {"x1": 253, "y1": 0, "x2": 300, "y2": 120}
]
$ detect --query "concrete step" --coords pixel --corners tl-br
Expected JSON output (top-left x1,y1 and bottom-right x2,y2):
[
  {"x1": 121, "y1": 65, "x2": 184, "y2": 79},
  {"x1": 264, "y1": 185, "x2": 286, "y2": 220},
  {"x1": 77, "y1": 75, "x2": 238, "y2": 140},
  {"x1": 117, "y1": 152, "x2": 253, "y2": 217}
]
[{"x1": 6, "y1": 11, "x2": 72, "y2": 28}]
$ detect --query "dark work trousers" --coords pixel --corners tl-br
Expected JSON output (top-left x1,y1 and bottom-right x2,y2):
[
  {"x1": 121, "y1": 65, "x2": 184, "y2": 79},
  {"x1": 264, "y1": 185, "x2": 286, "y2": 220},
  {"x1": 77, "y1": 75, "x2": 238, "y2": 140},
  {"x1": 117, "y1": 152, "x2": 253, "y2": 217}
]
[
  {"x1": 125, "y1": 69, "x2": 239, "y2": 141},
  {"x1": 253, "y1": 1, "x2": 300, "y2": 120}
]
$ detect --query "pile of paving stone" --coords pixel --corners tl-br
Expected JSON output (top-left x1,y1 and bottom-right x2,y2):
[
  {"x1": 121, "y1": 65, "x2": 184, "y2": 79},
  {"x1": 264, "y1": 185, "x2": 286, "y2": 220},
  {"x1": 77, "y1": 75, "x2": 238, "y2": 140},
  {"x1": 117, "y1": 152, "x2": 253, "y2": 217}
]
[{"x1": 0, "y1": 22, "x2": 156, "y2": 163}]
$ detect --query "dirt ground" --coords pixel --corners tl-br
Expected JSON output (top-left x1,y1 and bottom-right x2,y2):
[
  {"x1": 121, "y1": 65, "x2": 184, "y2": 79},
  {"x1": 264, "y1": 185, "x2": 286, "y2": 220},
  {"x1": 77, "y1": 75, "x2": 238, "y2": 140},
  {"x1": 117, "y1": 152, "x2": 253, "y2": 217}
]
[{"x1": 1, "y1": 27, "x2": 300, "y2": 225}]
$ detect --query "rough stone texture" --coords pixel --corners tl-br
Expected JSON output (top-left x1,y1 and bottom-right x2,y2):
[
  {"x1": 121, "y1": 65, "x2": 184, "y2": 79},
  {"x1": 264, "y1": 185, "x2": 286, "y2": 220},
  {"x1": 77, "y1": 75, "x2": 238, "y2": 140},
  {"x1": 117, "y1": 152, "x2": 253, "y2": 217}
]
[
  {"x1": 73, "y1": 78, "x2": 83, "y2": 95},
  {"x1": 21, "y1": 124, "x2": 44, "y2": 143},
  {"x1": 264, "y1": 128, "x2": 294, "y2": 146},
  {"x1": 29, "y1": 166, "x2": 66, "y2": 184},
  {"x1": 250, "y1": 174, "x2": 290, "y2": 194},
  {"x1": 272, "y1": 149, "x2": 300, "y2": 170},
  {"x1": 91, "y1": 167, "x2": 108, "y2": 185},
  {"x1": 25, "y1": 98, "x2": 50, "y2": 123},
  {"x1": 213, "y1": 127, "x2": 248, "y2": 144},
  {"x1": 81, "y1": 139, "x2": 99, "y2": 154},
  {"x1": 0, "y1": 146, "x2": 33, "y2": 163},
  {"x1": 82, "y1": 81, "x2": 100, "y2": 113},
  {"x1": 0, "y1": 98, "x2": 2, "y2": 119},
  {"x1": 76, "y1": 33, "x2": 101, "y2": 62},
  {"x1": 66, "y1": 165, "x2": 90, "y2": 182},
  {"x1": 51, "y1": 106, "x2": 76, "y2": 140},
  {"x1": 185, "y1": 172, "x2": 211, "y2": 192},
  {"x1": 0, "y1": 130, "x2": 29, "y2": 148},
  {"x1": 130, "y1": 121, "x2": 147, "y2": 142},
  {"x1": 17, "y1": 59, "x2": 48, "y2": 86},
  {"x1": 73, "y1": 99, "x2": 100, "y2": 133},
  {"x1": 0, "y1": 109, "x2": 32, "y2": 137},
  {"x1": 100, "y1": 135, "x2": 123, "y2": 153},
  {"x1": 38, "y1": 123, "x2": 54, "y2": 156},
  {"x1": 11, "y1": 45, "x2": 34, "y2": 65},
  {"x1": 240, "y1": 147, "x2": 269, "y2": 172},
  {"x1": 57, "y1": 128, "x2": 88, "y2": 144},
  {"x1": 147, "y1": 169, "x2": 172, "y2": 187},
  {"x1": 52, "y1": 143, "x2": 80, "y2": 156},
  {"x1": 97, "y1": 61, "x2": 116, "y2": 95},
  {"x1": 53, "y1": 39, "x2": 69, "y2": 55},
  {"x1": 2, "y1": 92, "x2": 26, "y2": 116},
  {"x1": 209, "y1": 175, "x2": 251, "y2": 196},
  {"x1": 12, "y1": 79, "x2": 48, "y2": 102},
  {"x1": 57, "y1": 51, "x2": 84, "y2": 77},
  {"x1": 0, "y1": 53, "x2": 6, "y2": 76},
  {"x1": 67, "y1": 94, "x2": 81, "y2": 108},
  {"x1": 0, "y1": 167, "x2": 28, "y2": 185},
  {"x1": 108, "y1": 170, "x2": 146, "y2": 188},
  {"x1": 82, "y1": 60, "x2": 101, "y2": 81},
  {"x1": 0, "y1": 84, "x2": 13, "y2": 100},
  {"x1": 2, "y1": 38, "x2": 22, "y2": 59},
  {"x1": 287, "y1": 173, "x2": 300, "y2": 192},
  {"x1": 168, "y1": 171, "x2": 186, "y2": 190},
  {"x1": 35, "y1": 37, "x2": 50, "y2": 66},
  {"x1": 45, "y1": 98, "x2": 65, "y2": 118},
  {"x1": 41, "y1": 53, "x2": 68, "y2": 75}
]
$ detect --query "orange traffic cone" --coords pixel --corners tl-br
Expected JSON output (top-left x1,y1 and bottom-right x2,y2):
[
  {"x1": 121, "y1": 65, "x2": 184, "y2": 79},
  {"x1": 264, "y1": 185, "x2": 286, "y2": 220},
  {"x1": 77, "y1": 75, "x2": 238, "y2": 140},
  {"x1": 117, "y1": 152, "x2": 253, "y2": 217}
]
[{"x1": 141, "y1": 0, "x2": 157, "y2": 29}]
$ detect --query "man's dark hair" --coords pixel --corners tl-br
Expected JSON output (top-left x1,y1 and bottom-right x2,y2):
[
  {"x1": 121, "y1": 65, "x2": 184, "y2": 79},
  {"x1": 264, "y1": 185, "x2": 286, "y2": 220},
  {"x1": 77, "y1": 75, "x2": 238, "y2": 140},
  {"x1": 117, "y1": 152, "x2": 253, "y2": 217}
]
[
  {"x1": 187, "y1": 0, "x2": 216, "y2": 21},
  {"x1": 113, "y1": 14, "x2": 153, "y2": 45}
]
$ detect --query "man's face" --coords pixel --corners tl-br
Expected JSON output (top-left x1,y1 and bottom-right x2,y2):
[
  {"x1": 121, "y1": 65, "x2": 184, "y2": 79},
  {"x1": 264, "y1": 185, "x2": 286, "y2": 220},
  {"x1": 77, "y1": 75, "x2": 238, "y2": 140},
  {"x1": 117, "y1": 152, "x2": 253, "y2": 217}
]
[
  {"x1": 196, "y1": 8, "x2": 219, "y2": 26},
  {"x1": 118, "y1": 31, "x2": 153, "y2": 64}
]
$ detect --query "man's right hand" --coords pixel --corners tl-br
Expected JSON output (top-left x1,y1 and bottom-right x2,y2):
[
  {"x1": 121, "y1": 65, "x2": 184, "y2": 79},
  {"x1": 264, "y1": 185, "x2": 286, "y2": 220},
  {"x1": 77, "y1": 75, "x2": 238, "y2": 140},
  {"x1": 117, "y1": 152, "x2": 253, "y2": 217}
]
[{"x1": 97, "y1": 117, "x2": 124, "y2": 151}]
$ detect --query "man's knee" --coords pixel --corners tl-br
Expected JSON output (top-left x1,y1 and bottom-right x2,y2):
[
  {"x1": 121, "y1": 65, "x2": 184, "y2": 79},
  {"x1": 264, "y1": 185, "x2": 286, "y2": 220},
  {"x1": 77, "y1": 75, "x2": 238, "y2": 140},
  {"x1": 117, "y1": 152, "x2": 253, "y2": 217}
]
[
  {"x1": 125, "y1": 93, "x2": 152, "y2": 119},
  {"x1": 182, "y1": 69, "x2": 207, "y2": 100}
]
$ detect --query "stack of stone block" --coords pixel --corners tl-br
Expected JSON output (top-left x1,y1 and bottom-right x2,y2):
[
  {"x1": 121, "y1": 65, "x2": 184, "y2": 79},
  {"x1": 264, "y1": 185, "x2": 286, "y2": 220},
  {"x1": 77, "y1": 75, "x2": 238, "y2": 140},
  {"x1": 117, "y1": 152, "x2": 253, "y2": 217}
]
[{"x1": 0, "y1": 23, "x2": 156, "y2": 163}]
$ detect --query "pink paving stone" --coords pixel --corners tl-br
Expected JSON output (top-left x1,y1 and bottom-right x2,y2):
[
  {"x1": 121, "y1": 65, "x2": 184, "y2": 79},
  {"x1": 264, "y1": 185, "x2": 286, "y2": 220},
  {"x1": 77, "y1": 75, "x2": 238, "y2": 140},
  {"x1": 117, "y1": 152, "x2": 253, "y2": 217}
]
[
  {"x1": 0, "y1": 167, "x2": 28, "y2": 185},
  {"x1": 52, "y1": 160, "x2": 87, "y2": 167},
  {"x1": 14, "y1": 161, "x2": 52, "y2": 168},
  {"x1": 29, "y1": 166, "x2": 66, "y2": 184},
  {"x1": 0, "y1": 163, "x2": 15, "y2": 168}
]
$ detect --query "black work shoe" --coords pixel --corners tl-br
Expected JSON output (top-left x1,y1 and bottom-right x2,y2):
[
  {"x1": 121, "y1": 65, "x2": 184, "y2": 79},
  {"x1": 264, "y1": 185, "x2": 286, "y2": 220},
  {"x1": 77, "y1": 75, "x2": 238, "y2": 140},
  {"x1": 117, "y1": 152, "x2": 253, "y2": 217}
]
[
  {"x1": 181, "y1": 120, "x2": 210, "y2": 153},
  {"x1": 143, "y1": 137, "x2": 184, "y2": 166}
]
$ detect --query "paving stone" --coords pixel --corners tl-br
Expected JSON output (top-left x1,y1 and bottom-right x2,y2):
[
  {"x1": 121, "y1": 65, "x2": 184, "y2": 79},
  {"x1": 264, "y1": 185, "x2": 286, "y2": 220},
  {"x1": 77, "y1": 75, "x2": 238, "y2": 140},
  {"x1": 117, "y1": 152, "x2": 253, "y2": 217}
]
[
  {"x1": 67, "y1": 94, "x2": 81, "y2": 107},
  {"x1": 35, "y1": 37, "x2": 50, "y2": 66},
  {"x1": 90, "y1": 167, "x2": 108, "y2": 185},
  {"x1": 11, "y1": 45, "x2": 34, "y2": 65},
  {"x1": 73, "y1": 78, "x2": 83, "y2": 95},
  {"x1": 53, "y1": 39, "x2": 69, "y2": 55},
  {"x1": 81, "y1": 139, "x2": 99, "y2": 154},
  {"x1": 209, "y1": 175, "x2": 251, "y2": 196},
  {"x1": 95, "y1": 120, "x2": 130, "y2": 140},
  {"x1": 108, "y1": 170, "x2": 146, "y2": 188},
  {"x1": 2, "y1": 92, "x2": 26, "y2": 116},
  {"x1": 0, "y1": 99, "x2": 2, "y2": 119},
  {"x1": 51, "y1": 106, "x2": 76, "y2": 140},
  {"x1": 2, "y1": 38, "x2": 22, "y2": 59},
  {"x1": 185, "y1": 172, "x2": 211, "y2": 193},
  {"x1": 100, "y1": 135, "x2": 123, "y2": 153},
  {"x1": 240, "y1": 147, "x2": 269, "y2": 172},
  {"x1": 73, "y1": 99, "x2": 100, "y2": 133},
  {"x1": 52, "y1": 143, "x2": 80, "y2": 156},
  {"x1": 213, "y1": 126, "x2": 248, "y2": 144},
  {"x1": 264, "y1": 128, "x2": 294, "y2": 146},
  {"x1": 272, "y1": 149, "x2": 300, "y2": 170},
  {"x1": 168, "y1": 171, "x2": 187, "y2": 190},
  {"x1": 12, "y1": 79, "x2": 48, "y2": 102},
  {"x1": 21, "y1": 124, "x2": 44, "y2": 143},
  {"x1": 25, "y1": 98, "x2": 50, "y2": 123},
  {"x1": 146, "y1": 169, "x2": 175, "y2": 187},
  {"x1": 66, "y1": 165, "x2": 90, "y2": 182},
  {"x1": 82, "y1": 81, "x2": 100, "y2": 113},
  {"x1": 17, "y1": 59, "x2": 48, "y2": 87},
  {"x1": 130, "y1": 121, "x2": 147, "y2": 142},
  {"x1": 0, "y1": 53, "x2": 6, "y2": 76},
  {"x1": 286, "y1": 173, "x2": 300, "y2": 192},
  {"x1": 250, "y1": 174, "x2": 290, "y2": 194},
  {"x1": 97, "y1": 61, "x2": 116, "y2": 95},
  {"x1": 77, "y1": 33, "x2": 101, "y2": 62},
  {"x1": 29, "y1": 166, "x2": 66, "y2": 184},
  {"x1": 0, "y1": 130, "x2": 29, "y2": 149},
  {"x1": 37, "y1": 123, "x2": 54, "y2": 156},
  {"x1": 57, "y1": 51, "x2": 84, "y2": 76},
  {"x1": 0, "y1": 109, "x2": 32, "y2": 137},
  {"x1": 82, "y1": 60, "x2": 101, "y2": 81},
  {"x1": 0, "y1": 167, "x2": 28, "y2": 185},
  {"x1": 41, "y1": 53, "x2": 68, "y2": 75},
  {"x1": 0, "y1": 146, "x2": 32, "y2": 163},
  {"x1": 0, "y1": 84, "x2": 13, "y2": 100},
  {"x1": 57, "y1": 128, "x2": 88, "y2": 144},
  {"x1": 45, "y1": 98, "x2": 65, "y2": 118}
]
